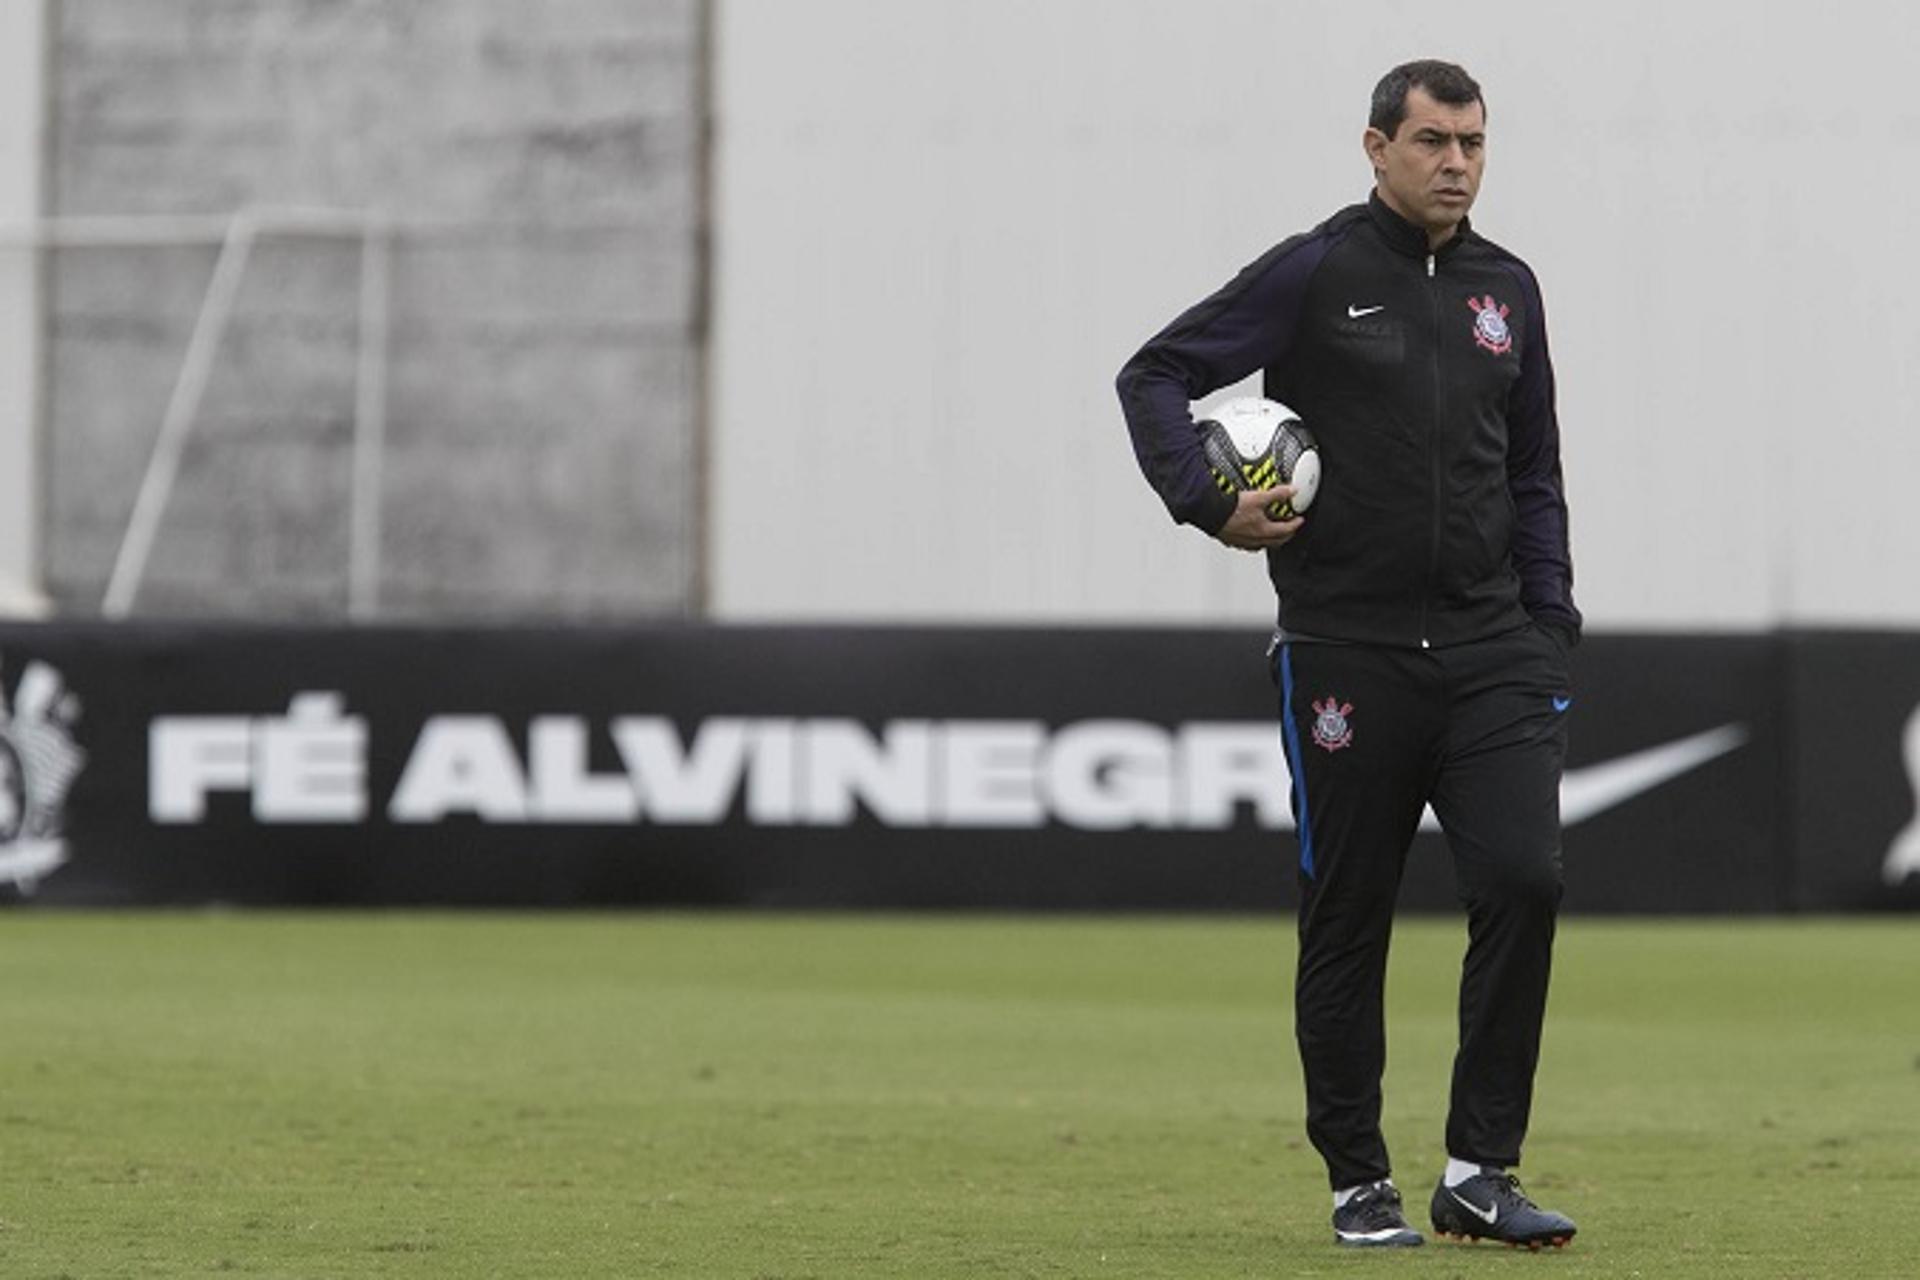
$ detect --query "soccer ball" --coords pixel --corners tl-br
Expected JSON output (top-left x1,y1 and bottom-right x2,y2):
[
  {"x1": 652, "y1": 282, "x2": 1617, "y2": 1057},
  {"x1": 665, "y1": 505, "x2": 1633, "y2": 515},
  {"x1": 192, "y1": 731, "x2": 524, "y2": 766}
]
[{"x1": 1198, "y1": 397, "x2": 1321, "y2": 521}]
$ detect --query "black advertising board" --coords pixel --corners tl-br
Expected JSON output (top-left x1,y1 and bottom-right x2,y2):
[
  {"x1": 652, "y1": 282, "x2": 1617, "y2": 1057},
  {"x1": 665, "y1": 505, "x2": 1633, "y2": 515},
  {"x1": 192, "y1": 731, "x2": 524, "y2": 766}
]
[
  {"x1": 1404, "y1": 633, "x2": 1786, "y2": 914},
  {"x1": 1782, "y1": 632, "x2": 1920, "y2": 910},
  {"x1": 1, "y1": 624, "x2": 1304, "y2": 910},
  {"x1": 0, "y1": 622, "x2": 1911, "y2": 913}
]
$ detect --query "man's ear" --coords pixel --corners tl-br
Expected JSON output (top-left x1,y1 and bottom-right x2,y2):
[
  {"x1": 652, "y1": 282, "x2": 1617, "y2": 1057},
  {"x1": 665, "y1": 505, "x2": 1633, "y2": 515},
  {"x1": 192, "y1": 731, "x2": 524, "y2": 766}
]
[{"x1": 1362, "y1": 126, "x2": 1389, "y2": 173}]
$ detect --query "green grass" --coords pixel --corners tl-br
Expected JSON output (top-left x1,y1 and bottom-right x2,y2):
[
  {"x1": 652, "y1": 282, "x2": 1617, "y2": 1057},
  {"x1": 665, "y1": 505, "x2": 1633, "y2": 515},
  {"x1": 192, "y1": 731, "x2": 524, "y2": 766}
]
[{"x1": 1, "y1": 912, "x2": 1914, "y2": 1277}]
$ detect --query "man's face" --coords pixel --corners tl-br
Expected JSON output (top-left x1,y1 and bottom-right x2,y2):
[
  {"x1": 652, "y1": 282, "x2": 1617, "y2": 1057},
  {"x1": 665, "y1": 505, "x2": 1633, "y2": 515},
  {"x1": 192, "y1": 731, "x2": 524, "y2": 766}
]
[{"x1": 1365, "y1": 87, "x2": 1486, "y2": 246}]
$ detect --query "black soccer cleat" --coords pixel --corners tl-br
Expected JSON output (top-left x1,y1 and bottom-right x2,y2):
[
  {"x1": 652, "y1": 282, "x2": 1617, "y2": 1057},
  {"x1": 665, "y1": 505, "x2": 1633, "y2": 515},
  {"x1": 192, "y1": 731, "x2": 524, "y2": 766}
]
[
  {"x1": 1430, "y1": 1168, "x2": 1577, "y2": 1249},
  {"x1": 1331, "y1": 1180, "x2": 1424, "y2": 1247}
]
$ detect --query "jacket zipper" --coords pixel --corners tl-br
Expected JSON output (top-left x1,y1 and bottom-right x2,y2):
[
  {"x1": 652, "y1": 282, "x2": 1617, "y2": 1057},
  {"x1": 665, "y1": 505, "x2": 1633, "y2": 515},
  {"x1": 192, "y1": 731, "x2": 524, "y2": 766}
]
[{"x1": 1421, "y1": 251, "x2": 1441, "y2": 650}]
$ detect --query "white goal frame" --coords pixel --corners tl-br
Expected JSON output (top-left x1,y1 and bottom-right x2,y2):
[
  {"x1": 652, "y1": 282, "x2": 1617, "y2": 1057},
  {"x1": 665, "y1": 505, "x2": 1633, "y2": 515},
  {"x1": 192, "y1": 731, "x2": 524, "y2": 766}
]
[{"x1": 0, "y1": 206, "x2": 393, "y2": 619}]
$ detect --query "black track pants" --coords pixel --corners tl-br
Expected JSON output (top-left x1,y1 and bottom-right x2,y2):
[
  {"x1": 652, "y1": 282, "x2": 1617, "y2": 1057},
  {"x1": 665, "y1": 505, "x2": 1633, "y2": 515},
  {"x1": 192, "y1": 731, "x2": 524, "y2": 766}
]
[{"x1": 1274, "y1": 626, "x2": 1570, "y2": 1190}]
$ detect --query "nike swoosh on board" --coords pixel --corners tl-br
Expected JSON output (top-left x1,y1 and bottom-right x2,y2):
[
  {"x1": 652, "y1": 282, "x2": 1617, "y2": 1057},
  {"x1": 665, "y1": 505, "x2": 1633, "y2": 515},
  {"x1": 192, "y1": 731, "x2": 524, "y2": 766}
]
[
  {"x1": 1347, "y1": 304, "x2": 1385, "y2": 318},
  {"x1": 1556, "y1": 724, "x2": 1749, "y2": 825},
  {"x1": 1408, "y1": 723, "x2": 1750, "y2": 832}
]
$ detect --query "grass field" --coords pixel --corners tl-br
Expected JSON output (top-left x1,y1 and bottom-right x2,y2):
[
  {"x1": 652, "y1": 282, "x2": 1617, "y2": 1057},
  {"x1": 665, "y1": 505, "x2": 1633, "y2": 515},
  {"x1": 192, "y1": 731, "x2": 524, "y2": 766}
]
[{"x1": 1, "y1": 912, "x2": 1915, "y2": 1278}]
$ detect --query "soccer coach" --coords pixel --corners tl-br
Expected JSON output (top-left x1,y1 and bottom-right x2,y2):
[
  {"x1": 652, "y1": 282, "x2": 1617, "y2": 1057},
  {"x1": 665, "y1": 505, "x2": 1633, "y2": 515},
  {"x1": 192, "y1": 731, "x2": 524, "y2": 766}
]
[{"x1": 1115, "y1": 60, "x2": 1581, "y2": 1250}]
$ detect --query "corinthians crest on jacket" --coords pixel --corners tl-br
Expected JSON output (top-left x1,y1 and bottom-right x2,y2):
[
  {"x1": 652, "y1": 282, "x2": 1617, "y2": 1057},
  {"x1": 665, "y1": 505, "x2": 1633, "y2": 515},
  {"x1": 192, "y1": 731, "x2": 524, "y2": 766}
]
[
  {"x1": 0, "y1": 658, "x2": 86, "y2": 894},
  {"x1": 1467, "y1": 294, "x2": 1512, "y2": 355}
]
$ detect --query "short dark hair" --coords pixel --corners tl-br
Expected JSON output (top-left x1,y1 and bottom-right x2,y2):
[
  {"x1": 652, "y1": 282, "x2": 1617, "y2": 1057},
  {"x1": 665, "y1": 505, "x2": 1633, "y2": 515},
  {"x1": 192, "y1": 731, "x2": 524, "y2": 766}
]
[{"x1": 1369, "y1": 60, "x2": 1484, "y2": 138}]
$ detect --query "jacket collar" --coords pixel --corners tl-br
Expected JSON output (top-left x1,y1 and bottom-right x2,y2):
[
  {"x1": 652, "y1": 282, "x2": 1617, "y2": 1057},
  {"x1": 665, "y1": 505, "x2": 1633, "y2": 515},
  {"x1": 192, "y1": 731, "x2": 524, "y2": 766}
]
[{"x1": 1366, "y1": 189, "x2": 1472, "y2": 259}]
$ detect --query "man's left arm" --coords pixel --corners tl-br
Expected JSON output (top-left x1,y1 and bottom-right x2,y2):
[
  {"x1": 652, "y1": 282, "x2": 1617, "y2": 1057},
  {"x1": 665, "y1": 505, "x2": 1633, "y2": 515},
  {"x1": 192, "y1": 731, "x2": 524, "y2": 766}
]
[{"x1": 1504, "y1": 263, "x2": 1582, "y2": 649}]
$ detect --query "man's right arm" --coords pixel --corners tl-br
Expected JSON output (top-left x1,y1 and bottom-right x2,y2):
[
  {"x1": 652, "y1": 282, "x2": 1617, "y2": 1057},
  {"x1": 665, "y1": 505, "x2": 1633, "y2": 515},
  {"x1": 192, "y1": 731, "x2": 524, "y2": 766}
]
[{"x1": 1114, "y1": 233, "x2": 1328, "y2": 537}]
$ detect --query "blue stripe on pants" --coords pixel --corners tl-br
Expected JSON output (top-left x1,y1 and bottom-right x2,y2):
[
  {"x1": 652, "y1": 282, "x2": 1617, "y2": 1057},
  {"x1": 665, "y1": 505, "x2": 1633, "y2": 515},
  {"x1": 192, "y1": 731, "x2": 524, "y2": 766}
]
[{"x1": 1278, "y1": 642, "x2": 1316, "y2": 879}]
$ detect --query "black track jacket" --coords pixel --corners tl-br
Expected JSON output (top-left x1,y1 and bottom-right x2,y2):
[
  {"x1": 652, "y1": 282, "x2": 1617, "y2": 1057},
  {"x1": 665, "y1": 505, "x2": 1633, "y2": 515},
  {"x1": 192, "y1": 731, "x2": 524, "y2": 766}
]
[{"x1": 1117, "y1": 192, "x2": 1580, "y2": 650}]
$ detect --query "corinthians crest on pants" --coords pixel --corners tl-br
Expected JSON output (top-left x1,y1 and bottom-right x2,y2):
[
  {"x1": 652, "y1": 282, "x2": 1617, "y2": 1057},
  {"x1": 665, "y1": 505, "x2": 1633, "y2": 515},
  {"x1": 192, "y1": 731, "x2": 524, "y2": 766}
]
[
  {"x1": 0, "y1": 658, "x2": 86, "y2": 895},
  {"x1": 1311, "y1": 696, "x2": 1354, "y2": 753}
]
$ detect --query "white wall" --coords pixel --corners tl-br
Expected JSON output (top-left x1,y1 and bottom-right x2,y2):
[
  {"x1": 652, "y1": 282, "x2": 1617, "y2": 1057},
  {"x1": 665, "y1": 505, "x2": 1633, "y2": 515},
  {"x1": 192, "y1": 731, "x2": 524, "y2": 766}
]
[
  {"x1": 712, "y1": 0, "x2": 1920, "y2": 629},
  {"x1": 0, "y1": 1, "x2": 45, "y2": 614}
]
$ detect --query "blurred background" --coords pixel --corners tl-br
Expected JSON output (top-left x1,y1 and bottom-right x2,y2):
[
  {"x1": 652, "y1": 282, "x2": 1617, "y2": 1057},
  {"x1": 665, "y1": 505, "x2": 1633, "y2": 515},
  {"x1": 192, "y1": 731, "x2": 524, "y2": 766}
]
[
  {"x1": 4, "y1": 0, "x2": 1917, "y2": 629},
  {"x1": 1, "y1": 1, "x2": 1917, "y2": 911}
]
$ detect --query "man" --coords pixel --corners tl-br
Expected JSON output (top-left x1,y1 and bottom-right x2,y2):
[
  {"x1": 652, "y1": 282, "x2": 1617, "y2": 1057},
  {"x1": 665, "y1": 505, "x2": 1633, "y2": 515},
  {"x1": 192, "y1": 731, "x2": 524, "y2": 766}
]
[{"x1": 1115, "y1": 61, "x2": 1580, "y2": 1250}]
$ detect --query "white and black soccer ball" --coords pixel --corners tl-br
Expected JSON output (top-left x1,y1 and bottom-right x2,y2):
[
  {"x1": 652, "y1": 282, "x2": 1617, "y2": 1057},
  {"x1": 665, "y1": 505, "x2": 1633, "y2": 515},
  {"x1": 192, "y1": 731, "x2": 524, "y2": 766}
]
[{"x1": 1198, "y1": 397, "x2": 1321, "y2": 521}]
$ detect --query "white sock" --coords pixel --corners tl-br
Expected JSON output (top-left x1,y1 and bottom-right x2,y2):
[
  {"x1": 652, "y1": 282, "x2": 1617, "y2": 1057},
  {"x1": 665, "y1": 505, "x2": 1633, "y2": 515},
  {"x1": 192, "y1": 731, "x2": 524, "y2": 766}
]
[
  {"x1": 1332, "y1": 1180, "x2": 1388, "y2": 1208},
  {"x1": 1444, "y1": 1158, "x2": 1497, "y2": 1187}
]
